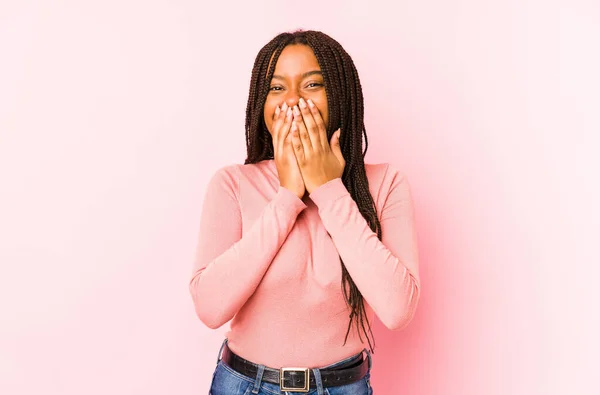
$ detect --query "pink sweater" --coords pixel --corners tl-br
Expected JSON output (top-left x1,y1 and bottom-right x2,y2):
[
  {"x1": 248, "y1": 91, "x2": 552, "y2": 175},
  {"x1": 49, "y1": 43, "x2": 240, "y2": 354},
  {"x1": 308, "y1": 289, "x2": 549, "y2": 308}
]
[{"x1": 189, "y1": 159, "x2": 420, "y2": 368}]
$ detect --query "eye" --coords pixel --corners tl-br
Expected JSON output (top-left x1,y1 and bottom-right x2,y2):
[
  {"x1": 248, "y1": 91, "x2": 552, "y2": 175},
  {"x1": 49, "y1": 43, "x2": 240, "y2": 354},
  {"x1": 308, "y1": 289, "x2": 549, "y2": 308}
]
[
  {"x1": 269, "y1": 86, "x2": 283, "y2": 91},
  {"x1": 306, "y1": 83, "x2": 323, "y2": 88}
]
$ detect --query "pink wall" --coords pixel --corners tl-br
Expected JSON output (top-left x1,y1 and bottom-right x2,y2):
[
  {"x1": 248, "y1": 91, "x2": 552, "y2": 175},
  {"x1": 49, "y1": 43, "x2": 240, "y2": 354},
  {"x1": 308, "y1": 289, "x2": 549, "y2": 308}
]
[{"x1": 1, "y1": 1, "x2": 598, "y2": 394}]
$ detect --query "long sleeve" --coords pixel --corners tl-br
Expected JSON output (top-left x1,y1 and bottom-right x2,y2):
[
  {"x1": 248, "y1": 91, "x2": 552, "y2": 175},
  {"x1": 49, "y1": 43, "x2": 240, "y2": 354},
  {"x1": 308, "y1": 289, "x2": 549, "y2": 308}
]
[
  {"x1": 308, "y1": 164, "x2": 421, "y2": 330},
  {"x1": 189, "y1": 165, "x2": 307, "y2": 329}
]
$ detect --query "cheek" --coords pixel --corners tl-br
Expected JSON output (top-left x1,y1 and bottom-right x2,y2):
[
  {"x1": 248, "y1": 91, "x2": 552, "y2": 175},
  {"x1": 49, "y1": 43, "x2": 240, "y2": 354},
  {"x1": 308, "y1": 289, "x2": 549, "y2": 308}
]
[
  {"x1": 263, "y1": 105, "x2": 275, "y2": 133},
  {"x1": 313, "y1": 100, "x2": 329, "y2": 122}
]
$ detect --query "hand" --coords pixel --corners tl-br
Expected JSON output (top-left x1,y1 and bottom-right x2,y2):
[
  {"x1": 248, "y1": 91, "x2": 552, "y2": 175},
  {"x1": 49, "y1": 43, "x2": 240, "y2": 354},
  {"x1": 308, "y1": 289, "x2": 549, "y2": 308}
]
[
  {"x1": 290, "y1": 98, "x2": 345, "y2": 194},
  {"x1": 272, "y1": 102, "x2": 306, "y2": 200}
]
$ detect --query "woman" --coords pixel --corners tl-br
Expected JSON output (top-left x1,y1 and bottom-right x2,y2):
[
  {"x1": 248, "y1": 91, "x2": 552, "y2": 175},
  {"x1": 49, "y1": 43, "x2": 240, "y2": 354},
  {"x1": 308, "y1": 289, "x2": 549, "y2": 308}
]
[{"x1": 189, "y1": 29, "x2": 421, "y2": 395}]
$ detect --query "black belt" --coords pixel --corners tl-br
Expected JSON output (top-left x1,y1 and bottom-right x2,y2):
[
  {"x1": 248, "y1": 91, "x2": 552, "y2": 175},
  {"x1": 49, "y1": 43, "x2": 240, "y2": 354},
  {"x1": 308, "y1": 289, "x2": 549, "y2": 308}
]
[{"x1": 220, "y1": 343, "x2": 369, "y2": 393}]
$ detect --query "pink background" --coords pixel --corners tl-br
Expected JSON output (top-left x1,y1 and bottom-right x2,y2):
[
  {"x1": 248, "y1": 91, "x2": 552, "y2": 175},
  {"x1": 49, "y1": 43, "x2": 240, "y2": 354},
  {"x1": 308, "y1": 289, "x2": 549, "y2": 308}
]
[{"x1": 1, "y1": 1, "x2": 598, "y2": 394}]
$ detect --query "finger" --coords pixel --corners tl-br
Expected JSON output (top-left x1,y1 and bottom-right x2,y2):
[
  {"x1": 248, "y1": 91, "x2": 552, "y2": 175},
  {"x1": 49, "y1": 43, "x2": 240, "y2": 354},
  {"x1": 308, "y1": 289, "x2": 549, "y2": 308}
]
[
  {"x1": 274, "y1": 104, "x2": 290, "y2": 145},
  {"x1": 285, "y1": 126, "x2": 296, "y2": 156},
  {"x1": 273, "y1": 108, "x2": 293, "y2": 150},
  {"x1": 276, "y1": 107, "x2": 293, "y2": 158},
  {"x1": 290, "y1": 119, "x2": 306, "y2": 164},
  {"x1": 306, "y1": 99, "x2": 329, "y2": 150},
  {"x1": 271, "y1": 105, "x2": 282, "y2": 144},
  {"x1": 298, "y1": 98, "x2": 320, "y2": 150},
  {"x1": 293, "y1": 105, "x2": 313, "y2": 155},
  {"x1": 330, "y1": 129, "x2": 345, "y2": 166}
]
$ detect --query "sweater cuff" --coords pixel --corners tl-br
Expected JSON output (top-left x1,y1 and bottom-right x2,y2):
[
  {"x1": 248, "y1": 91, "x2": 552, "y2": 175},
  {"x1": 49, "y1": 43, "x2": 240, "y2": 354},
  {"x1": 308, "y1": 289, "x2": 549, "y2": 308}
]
[
  {"x1": 308, "y1": 178, "x2": 348, "y2": 207},
  {"x1": 274, "y1": 185, "x2": 307, "y2": 215}
]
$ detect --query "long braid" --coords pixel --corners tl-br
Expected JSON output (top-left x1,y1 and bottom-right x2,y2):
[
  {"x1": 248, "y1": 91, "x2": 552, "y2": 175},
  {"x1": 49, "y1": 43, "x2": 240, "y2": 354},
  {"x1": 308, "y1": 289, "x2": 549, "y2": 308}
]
[{"x1": 244, "y1": 30, "x2": 381, "y2": 354}]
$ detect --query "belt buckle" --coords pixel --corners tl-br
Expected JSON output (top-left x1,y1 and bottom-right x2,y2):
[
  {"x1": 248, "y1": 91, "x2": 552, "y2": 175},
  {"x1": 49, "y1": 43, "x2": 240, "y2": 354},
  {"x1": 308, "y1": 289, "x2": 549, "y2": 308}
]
[{"x1": 280, "y1": 367, "x2": 310, "y2": 392}]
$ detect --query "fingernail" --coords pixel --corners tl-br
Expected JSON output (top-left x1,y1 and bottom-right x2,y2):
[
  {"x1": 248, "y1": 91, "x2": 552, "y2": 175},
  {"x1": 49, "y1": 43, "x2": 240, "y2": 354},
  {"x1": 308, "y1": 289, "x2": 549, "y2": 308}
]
[
  {"x1": 307, "y1": 99, "x2": 315, "y2": 108},
  {"x1": 293, "y1": 105, "x2": 301, "y2": 115},
  {"x1": 286, "y1": 107, "x2": 292, "y2": 118},
  {"x1": 282, "y1": 103, "x2": 288, "y2": 112},
  {"x1": 299, "y1": 98, "x2": 307, "y2": 109},
  {"x1": 275, "y1": 106, "x2": 280, "y2": 115}
]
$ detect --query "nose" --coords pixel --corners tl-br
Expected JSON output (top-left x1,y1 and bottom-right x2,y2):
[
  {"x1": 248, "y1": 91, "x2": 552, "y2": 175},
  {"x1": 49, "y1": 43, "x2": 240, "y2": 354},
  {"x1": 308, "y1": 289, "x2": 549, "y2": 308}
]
[{"x1": 282, "y1": 91, "x2": 302, "y2": 109}]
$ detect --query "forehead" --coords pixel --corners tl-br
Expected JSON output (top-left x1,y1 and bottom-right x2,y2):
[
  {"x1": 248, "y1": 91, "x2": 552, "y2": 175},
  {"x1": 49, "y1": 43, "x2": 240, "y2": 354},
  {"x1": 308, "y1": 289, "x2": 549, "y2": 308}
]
[{"x1": 272, "y1": 44, "x2": 321, "y2": 76}]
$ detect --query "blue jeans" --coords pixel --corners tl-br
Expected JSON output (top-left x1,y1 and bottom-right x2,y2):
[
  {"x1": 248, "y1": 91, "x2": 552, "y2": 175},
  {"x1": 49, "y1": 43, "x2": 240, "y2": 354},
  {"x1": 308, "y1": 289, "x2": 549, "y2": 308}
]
[{"x1": 208, "y1": 338, "x2": 373, "y2": 395}]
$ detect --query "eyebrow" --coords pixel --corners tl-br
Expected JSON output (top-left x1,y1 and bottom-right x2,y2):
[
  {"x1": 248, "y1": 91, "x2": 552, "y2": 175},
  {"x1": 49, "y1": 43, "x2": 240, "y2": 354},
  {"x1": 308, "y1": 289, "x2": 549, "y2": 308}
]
[{"x1": 272, "y1": 70, "x2": 323, "y2": 80}]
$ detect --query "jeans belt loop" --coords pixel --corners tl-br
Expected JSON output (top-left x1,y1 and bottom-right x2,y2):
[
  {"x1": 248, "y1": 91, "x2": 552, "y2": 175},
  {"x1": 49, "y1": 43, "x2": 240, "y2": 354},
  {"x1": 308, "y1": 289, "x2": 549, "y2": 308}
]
[{"x1": 216, "y1": 338, "x2": 228, "y2": 365}]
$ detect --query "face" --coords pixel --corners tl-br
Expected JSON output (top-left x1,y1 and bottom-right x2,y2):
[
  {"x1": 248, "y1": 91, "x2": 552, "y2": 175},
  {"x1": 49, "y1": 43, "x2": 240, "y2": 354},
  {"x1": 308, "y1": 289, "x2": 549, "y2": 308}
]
[{"x1": 263, "y1": 44, "x2": 328, "y2": 137}]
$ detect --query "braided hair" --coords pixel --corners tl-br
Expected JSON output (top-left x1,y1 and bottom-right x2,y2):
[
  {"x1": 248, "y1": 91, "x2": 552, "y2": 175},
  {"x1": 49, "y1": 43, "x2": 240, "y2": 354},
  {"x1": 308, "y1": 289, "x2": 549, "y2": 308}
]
[{"x1": 244, "y1": 29, "x2": 380, "y2": 354}]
